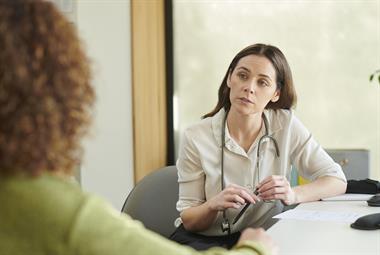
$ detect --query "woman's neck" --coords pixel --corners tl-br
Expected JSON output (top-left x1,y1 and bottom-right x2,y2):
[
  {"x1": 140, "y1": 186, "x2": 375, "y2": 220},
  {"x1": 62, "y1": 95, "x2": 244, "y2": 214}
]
[{"x1": 226, "y1": 109, "x2": 263, "y2": 152}]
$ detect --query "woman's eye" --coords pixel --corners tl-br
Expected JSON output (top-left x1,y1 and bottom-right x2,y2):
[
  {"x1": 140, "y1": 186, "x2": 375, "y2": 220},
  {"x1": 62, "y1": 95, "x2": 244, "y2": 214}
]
[
  {"x1": 237, "y1": 73, "x2": 248, "y2": 80},
  {"x1": 259, "y1": 79, "x2": 269, "y2": 87}
]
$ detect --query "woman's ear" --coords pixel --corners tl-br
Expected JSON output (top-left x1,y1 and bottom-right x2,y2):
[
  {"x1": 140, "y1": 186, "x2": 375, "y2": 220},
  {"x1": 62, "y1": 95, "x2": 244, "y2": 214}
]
[
  {"x1": 226, "y1": 72, "x2": 232, "y2": 88},
  {"x1": 271, "y1": 90, "x2": 280, "y2": 102}
]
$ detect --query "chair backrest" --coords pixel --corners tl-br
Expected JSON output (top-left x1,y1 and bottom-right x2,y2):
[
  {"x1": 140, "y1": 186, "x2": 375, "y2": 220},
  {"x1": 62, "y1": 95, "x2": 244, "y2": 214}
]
[{"x1": 121, "y1": 165, "x2": 179, "y2": 238}]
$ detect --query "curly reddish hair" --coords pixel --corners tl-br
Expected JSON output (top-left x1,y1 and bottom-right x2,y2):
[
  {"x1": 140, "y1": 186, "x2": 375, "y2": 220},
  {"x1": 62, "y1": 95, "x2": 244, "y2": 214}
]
[{"x1": 0, "y1": 0, "x2": 95, "y2": 176}]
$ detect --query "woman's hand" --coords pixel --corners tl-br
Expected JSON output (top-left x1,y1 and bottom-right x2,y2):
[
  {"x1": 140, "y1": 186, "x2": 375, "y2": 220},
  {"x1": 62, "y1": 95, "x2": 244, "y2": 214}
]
[
  {"x1": 257, "y1": 175, "x2": 297, "y2": 205},
  {"x1": 237, "y1": 228, "x2": 278, "y2": 255},
  {"x1": 207, "y1": 184, "x2": 260, "y2": 211}
]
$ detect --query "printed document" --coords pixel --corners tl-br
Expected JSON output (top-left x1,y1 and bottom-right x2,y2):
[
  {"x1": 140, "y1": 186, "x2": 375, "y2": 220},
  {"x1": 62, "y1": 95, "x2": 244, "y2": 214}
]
[
  {"x1": 321, "y1": 193, "x2": 373, "y2": 201},
  {"x1": 273, "y1": 209, "x2": 361, "y2": 223}
]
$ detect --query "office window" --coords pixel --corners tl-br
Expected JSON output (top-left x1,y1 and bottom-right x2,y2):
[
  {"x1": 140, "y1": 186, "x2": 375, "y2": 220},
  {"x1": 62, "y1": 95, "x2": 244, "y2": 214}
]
[{"x1": 172, "y1": 0, "x2": 380, "y2": 178}]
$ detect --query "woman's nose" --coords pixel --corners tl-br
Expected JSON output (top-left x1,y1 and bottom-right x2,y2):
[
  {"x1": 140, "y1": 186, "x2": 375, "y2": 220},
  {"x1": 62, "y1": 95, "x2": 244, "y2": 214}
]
[
  {"x1": 243, "y1": 88, "x2": 254, "y2": 94},
  {"x1": 243, "y1": 81, "x2": 255, "y2": 94}
]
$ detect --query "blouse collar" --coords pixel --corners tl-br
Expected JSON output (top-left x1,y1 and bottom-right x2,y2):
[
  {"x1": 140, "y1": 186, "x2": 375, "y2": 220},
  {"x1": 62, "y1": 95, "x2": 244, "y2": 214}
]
[{"x1": 211, "y1": 108, "x2": 283, "y2": 148}]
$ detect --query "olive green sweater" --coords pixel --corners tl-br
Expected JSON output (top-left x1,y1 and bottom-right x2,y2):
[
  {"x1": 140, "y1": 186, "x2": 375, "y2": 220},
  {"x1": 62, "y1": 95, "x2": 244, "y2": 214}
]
[{"x1": 0, "y1": 174, "x2": 269, "y2": 255}]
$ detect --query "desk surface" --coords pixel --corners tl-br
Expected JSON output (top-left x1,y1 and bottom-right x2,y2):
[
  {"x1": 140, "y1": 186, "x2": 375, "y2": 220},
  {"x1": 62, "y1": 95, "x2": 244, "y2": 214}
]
[{"x1": 267, "y1": 200, "x2": 380, "y2": 255}]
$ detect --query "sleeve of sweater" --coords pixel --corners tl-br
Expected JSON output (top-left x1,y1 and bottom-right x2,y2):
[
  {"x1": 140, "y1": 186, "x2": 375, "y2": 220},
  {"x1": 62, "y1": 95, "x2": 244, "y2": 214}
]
[{"x1": 67, "y1": 195, "x2": 270, "y2": 255}]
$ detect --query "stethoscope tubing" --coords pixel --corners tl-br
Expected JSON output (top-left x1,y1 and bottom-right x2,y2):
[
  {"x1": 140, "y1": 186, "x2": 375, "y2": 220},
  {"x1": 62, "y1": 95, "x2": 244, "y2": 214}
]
[{"x1": 220, "y1": 111, "x2": 280, "y2": 234}]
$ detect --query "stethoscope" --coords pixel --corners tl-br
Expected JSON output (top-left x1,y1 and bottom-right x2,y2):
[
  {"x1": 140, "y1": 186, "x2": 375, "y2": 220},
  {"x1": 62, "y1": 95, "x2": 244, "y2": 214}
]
[{"x1": 220, "y1": 111, "x2": 280, "y2": 234}]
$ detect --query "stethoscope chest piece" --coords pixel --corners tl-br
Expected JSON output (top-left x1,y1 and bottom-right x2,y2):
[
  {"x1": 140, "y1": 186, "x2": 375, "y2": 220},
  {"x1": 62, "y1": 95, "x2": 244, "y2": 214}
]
[{"x1": 221, "y1": 217, "x2": 231, "y2": 234}]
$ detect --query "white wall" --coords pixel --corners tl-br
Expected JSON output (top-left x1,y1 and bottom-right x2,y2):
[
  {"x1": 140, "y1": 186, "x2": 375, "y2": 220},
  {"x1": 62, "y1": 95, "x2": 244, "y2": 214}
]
[{"x1": 76, "y1": 0, "x2": 134, "y2": 210}]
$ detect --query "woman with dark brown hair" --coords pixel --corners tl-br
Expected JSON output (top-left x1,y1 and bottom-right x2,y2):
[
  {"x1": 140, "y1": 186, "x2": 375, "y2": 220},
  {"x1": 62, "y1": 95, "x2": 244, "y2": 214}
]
[
  {"x1": 171, "y1": 44, "x2": 347, "y2": 249},
  {"x1": 0, "y1": 1, "x2": 277, "y2": 255}
]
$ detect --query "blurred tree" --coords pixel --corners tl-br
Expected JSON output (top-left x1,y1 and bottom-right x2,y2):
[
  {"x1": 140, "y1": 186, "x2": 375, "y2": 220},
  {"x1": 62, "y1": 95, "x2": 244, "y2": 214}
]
[{"x1": 369, "y1": 69, "x2": 380, "y2": 85}]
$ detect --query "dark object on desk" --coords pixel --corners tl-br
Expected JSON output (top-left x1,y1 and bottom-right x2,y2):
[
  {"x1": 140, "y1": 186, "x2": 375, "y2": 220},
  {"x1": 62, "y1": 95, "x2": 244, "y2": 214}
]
[
  {"x1": 367, "y1": 194, "x2": 380, "y2": 207},
  {"x1": 351, "y1": 213, "x2": 380, "y2": 230},
  {"x1": 346, "y1": 179, "x2": 380, "y2": 194}
]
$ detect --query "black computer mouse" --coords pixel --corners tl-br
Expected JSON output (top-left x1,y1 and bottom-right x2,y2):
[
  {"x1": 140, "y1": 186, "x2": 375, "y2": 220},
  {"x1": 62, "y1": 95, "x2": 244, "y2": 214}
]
[
  {"x1": 351, "y1": 213, "x2": 380, "y2": 230},
  {"x1": 367, "y1": 194, "x2": 380, "y2": 207}
]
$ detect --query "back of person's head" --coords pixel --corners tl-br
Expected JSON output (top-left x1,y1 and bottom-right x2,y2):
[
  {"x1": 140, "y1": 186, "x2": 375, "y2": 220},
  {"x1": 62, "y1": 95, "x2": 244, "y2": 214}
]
[
  {"x1": 0, "y1": 0, "x2": 95, "y2": 176},
  {"x1": 203, "y1": 43, "x2": 297, "y2": 118}
]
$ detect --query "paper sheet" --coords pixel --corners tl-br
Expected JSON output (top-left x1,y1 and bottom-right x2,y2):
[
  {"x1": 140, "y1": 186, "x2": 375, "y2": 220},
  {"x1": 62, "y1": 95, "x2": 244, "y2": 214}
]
[
  {"x1": 273, "y1": 209, "x2": 362, "y2": 223},
  {"x1": 321, "y1": 193, "x2": 373, "y2": 201}
]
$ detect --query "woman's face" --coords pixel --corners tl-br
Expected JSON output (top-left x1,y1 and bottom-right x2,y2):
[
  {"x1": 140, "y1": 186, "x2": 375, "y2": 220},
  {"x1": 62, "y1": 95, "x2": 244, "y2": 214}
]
[{"x1": 227, "y1": 54, "x2": 280, "y2": 116}]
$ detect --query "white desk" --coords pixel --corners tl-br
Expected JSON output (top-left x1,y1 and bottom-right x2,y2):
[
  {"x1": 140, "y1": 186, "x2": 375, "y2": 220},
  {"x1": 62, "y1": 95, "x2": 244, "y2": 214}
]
[{"x1": 267, "y1": 201, "x2": 380, "y2": 255}]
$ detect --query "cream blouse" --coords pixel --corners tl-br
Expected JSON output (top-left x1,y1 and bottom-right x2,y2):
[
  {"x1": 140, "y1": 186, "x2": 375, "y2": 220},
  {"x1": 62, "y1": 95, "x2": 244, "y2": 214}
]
[{"x1": 176, "y1": 108, "x2": 346, "y2": 236}]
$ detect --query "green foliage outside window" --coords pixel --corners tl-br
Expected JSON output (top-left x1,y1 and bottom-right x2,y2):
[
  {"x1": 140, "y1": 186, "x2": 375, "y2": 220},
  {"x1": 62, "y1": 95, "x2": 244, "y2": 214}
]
[{"x1": 369, "y1": 70, "x2": 380, "y2": 85}]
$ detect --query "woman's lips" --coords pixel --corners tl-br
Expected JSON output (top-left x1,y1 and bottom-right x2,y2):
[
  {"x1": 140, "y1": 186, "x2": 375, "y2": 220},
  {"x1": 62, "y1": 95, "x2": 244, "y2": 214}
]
[{"x1": 239, "y1": 97, "x2": 254, "y2": 104}]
